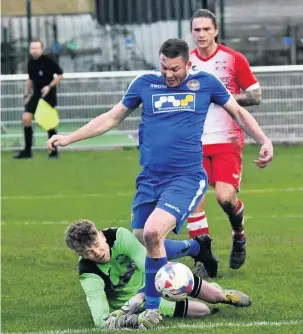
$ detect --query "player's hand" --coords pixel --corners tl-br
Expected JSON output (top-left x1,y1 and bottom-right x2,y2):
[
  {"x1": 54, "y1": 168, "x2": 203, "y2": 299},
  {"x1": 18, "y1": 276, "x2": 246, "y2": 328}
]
[
  {"x1": 105, "y1": 292, "x2": 145, "y2": 329},
  {"x1": 110, "y1": 310, "x2": 162, "y2": 330},
  {"x1": 105, "y1": 309, "x2": 126, "y2": 330},
  {"x1": 121, "y1": 292, "x2": 145, "y2": 314},
  {"x1": 136, "y1": 309, "x2": 162, "y2": 329},
  {"x1": 47, "y1": 135, "x2": 70, "y2": 151},
  {"x1": 41, "y1": 85, "x2": 51, "y2": 97},
  {"x1": 254, "y1": 140, "x2": 273, "y2": 168}
]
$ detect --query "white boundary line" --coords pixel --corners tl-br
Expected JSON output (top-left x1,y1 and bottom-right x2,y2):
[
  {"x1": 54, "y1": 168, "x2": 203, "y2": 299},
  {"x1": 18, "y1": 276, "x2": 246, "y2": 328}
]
[
  {"x1": 2, "y1": 187, "x2": 303, "y2": 201},
  {"x1": 4, "y1": 320, "x2": 303, "y2": 334},
  {"x1": 1, "y1": 213, "x2": 302, "y2": 226}
]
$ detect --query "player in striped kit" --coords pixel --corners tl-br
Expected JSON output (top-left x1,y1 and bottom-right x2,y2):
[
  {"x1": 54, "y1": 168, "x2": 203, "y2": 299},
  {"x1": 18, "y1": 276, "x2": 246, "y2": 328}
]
[{"x1": 187, "y1": 9, "x2": 264, "y2": 275}]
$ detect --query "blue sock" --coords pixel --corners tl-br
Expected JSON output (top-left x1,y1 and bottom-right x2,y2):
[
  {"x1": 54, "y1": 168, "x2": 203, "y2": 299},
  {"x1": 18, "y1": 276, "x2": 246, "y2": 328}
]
[
  {"x1": 164, "y1": 239, "x2": 200, "y2": 260},
  {"x1": 144, "y1": 256, "x2": 167, "y2": 310}
]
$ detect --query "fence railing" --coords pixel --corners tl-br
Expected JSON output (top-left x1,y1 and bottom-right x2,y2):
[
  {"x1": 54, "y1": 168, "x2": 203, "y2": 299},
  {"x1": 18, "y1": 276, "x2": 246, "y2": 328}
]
[{"x1": 1, "y1": 65, "x2": 303, "y2": 150}]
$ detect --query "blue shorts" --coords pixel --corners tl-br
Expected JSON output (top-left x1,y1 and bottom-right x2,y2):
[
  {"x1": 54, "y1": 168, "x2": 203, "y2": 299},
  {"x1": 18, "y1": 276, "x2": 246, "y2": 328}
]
[{"x1": 131, "y1": 169, "x2": 208, "y2": 234}]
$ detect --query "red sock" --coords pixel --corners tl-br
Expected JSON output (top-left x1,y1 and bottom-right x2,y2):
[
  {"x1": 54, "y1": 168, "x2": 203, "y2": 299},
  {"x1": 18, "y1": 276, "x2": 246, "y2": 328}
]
[{"x1": 187, "y1": 211, "x2": 209, "y2": 238}]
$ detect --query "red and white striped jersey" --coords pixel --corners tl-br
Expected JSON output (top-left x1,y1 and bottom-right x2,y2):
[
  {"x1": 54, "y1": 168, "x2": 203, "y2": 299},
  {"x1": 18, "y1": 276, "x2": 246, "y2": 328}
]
[{"x1": 190, "y1": 44, "x2": 260, "y2": 147}]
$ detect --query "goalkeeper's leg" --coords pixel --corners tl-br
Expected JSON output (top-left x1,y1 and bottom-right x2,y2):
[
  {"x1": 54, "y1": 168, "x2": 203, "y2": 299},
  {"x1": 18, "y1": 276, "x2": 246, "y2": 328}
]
[{"x1": 190, "y1": 275, "x2": 252, "y2": 307}]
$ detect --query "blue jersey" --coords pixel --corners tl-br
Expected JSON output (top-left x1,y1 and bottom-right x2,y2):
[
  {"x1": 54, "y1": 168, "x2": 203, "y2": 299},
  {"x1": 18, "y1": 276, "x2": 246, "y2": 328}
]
[{"x1": 122, "y1": 70, "x2": 230, "y2": 173}]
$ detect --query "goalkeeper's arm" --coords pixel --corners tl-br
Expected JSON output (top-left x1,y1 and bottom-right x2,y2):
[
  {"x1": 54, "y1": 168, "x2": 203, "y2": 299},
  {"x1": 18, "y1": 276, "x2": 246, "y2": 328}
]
[
  {"x1": 118, "y1": 227, "x2": 146, "y2": 272},
  {"x1": 79, "y1": 273, "x2": 110, "y2": 328}
]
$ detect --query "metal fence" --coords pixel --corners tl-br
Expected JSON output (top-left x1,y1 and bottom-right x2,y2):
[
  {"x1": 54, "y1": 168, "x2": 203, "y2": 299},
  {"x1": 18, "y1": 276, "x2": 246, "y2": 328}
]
[{"x1": 2, "y1": 65, "x2": 303, "y2": 150}]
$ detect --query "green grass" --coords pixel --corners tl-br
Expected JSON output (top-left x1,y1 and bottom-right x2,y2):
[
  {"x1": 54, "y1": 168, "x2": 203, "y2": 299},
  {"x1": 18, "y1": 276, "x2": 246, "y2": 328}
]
[{"x1": 2, "y1": 145, "x2": 303, "y2": 334}]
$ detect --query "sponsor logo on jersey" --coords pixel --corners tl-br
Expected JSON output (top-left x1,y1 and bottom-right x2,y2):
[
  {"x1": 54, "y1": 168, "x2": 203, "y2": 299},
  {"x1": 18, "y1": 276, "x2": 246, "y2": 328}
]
[
  {"x1": 187, "y1": 79, "x2": 200, "y2": 91},
  {"x1": 152, "y1": 93, "x2": 195, "y2": 113},
  {"x1": 150, "y1": 84, "x2": 167, "y2": 89}
]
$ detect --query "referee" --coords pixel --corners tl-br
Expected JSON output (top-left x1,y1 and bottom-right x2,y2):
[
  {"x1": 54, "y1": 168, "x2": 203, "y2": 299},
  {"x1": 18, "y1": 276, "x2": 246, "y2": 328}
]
[{"x1": 14, "y1": 39, "x2": 63, "y2": 159}]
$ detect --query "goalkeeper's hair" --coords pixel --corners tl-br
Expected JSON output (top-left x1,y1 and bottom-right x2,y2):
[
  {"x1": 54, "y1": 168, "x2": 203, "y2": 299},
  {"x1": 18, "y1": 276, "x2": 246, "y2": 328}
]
[
  {"x1": 65, "y1": 219, "x2": 99, "y2": 253},
  {"x1": 159, "y1": 38, "x2": 190, "y2": 62}
]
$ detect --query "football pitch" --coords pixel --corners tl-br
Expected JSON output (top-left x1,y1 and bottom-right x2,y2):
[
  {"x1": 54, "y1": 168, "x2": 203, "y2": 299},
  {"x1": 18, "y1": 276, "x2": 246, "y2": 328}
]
[{"x1": 2, "y1": 145, "x2": 303, "y2": 334}]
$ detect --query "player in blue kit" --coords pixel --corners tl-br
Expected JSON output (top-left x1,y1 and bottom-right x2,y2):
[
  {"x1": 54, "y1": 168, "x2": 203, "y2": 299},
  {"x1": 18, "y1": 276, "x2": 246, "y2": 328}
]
[{"x1": 48, "y1": 38, "x2": 273, "y2": 329}]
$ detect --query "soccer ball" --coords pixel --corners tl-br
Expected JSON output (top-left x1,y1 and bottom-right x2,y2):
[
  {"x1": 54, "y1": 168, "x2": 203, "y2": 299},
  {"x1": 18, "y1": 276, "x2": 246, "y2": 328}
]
[{"x1": 155, "y1": 262, "x2": 194, "y2": 302}]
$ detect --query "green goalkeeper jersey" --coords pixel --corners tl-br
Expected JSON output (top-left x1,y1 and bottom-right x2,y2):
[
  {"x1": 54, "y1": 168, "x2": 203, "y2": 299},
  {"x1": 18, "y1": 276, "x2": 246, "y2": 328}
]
[{"x1": 78, "y1": 227, "x2": 146, "y2": 328}]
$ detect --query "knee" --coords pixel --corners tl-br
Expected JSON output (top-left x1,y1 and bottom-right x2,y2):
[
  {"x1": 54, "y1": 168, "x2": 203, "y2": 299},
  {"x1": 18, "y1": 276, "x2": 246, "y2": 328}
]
[
  {"x1": 215, "y1": 189, "x2": 234, "y2": 208},
  {"x1": 133, "y1": 229, "x2": 144, "y2": 245},
  {"x1": 185, "y1": 301, "x2": 211, "y2": 317},
  {"x1": 22, "y1": 113, "x2": 32, "y2": 126},
  {"x1": 143, "y1": 227, "x2": 162, "y2": 249},
  {"x1": 195, "y1": 304, "x2": 211, "y2": 317}
]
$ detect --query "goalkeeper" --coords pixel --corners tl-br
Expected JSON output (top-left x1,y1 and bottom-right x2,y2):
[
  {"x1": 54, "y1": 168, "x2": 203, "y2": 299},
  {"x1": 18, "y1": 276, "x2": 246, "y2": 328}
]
[{"x1": 65, "y1": 220, "x2": 252, "y2": 330}]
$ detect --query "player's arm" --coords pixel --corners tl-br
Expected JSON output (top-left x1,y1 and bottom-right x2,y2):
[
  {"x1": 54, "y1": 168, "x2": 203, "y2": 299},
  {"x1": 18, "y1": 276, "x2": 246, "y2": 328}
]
[
  {"x1": 57, "y1": 102, "x2": 132, "y2": 145},
  {"x1": 117, "y1": 227, "x2": 146, "y2": 272},
  {"x1": 210, "y1": 75, "x2": 273, "y2": 168},
  {"x1": 47, "y1": 75, "x2": 142, "y2": 150},
  {"x1": 24, "y1": 80, "x2": 32, "y2": 96},
  {"x1": 41, "y1": 59, "x2": 63, "y2": 97},
  {"x1": 234, "y1": 87, "x2": 262, "y2": 107},
  {"x1": 79, "y1": 273, "x2": 110, "y2": 328},
  {"x1": 222, "y1": 95, "x2": 269, "y2": 145},
  {"x1": 24, "y1": 79, "x2": 32, "y2": 104},
  {"x1": 49, "y1": 74, "x2": 63, "y2": 89},
  {"x1": 234, "y1": 52, "x2": 262, "y2": 107},
  {"x1": 49, "y1": 59, "x2": 64, "y2": 88}
]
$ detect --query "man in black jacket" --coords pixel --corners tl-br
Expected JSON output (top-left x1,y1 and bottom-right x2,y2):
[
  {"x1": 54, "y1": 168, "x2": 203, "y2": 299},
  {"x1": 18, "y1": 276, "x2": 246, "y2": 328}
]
[{"x1": 14, "y1": 39, "x2": 63, "y2": 159}]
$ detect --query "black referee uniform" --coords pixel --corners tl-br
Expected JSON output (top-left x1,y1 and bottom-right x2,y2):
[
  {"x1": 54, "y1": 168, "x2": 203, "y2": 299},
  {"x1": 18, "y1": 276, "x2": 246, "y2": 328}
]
[
  {"x1": 26, "y1": 55, "x2": 63, "y2": 113},
  {"x1": 14, "y1": 55, "x2": 63, "y2": 159}
]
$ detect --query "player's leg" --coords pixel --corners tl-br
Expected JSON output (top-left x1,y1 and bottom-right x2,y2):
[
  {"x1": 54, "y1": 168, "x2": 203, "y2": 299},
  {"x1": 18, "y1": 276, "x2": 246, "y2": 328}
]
[
  {"x1": 13, "y1": 97, "x2": 38, "y2": 159},
  {"x1": 132, "y1": 202, "x2": 157, "y2": 245},
  {"x1": 131, "y1": 170, "x2": 158, "y2": 241},
  {"x1": 131, "y1": 172, "x2": 169, "y2": 320},
  {"x1": 161, "y1": 174, "x2": 217, "y2": 277},
  {"x1": 139, "y1": 172, "x2": 208, "y2": 324},
  {"x1": 186, "y1": 156, "x2": 218, "y2": 278},
  {"x1": 135, "y1": 224, "x2": 212, "y2": 265},
  {"x1": 159, "y1": 276, "x2": 251, "y2": 321},
  {"x1": 131, "y1": 184, "x2": 204, "y2": 263},
  {"x1": 187, "y1": 195, "x2": 209, "y2": 237},
  {"x1": 139, "y1": 210, "x2": 217, "y2": 324},
  {"x1": 190, "y1": 276, "x2": 252, "y2": 307},
  {"x1": 23, "y1": 112, "x2": 34, "y2": 153},
  {"x1": 143, "y1": 208, "x2": 176, "y2": 310},
  {"x1": 134, "y1": 214, "x2": 210, "y2": 266},
  {"x1": 128, "y1": 173, "x2": 165, "y2": 325},
  {"x1": 159, "y1": 297, "x2": 211, "y2": 318},
  {"x1": 212, "y1": 151, "x2": 246, "y2": 269},
  {"x1": 187, "y1": 156, "x2": 212, "y2": 239}
]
